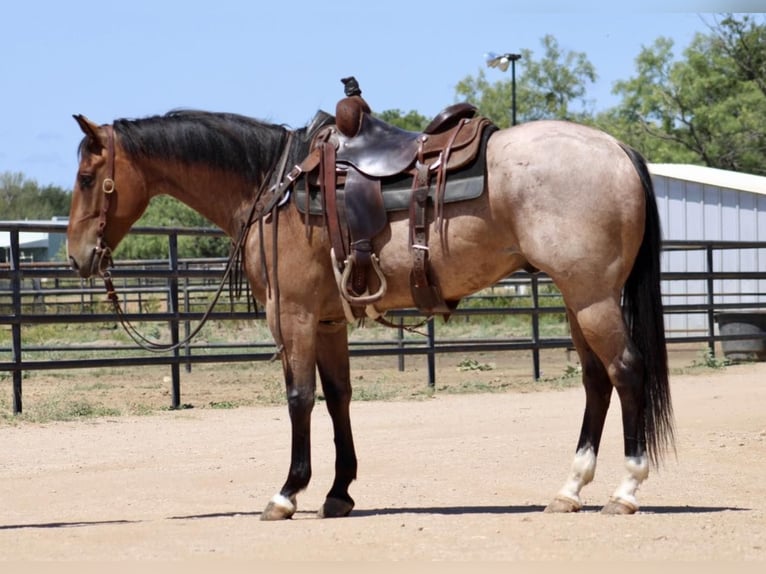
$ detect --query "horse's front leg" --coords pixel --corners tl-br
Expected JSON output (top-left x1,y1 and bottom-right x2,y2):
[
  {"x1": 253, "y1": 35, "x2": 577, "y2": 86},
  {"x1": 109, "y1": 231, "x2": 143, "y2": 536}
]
[
  {"x1": 261, "y1": 304, "x2": 319, "y2": 521},
  {"x1": 315, "y1": 319, "x2": 357, "y2": 518}
]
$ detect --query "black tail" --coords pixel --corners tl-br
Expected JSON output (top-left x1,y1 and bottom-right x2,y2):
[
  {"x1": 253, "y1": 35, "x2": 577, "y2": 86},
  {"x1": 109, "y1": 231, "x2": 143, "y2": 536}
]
[{"x1": 619, "y1": 143, "x2": 675, "y2": 466}]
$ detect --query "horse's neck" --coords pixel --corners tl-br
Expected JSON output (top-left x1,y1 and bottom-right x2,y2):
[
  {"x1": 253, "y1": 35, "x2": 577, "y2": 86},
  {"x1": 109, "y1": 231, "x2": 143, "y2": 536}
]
[{"x1": 140, "y1": 159, "x2": 256, "y2": 238}]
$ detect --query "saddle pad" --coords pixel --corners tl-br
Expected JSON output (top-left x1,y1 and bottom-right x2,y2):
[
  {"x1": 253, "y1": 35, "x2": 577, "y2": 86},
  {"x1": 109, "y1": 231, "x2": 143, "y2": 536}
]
[{"x1": 293, "y1": 174, "x2": 485, "y2": 215}]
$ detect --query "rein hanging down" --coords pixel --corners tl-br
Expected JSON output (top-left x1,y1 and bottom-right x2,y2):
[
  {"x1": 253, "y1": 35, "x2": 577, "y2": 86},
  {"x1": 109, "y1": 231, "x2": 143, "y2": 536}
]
[{"x1": 98, "y1": 127, "x2": 296, "y2": 354}]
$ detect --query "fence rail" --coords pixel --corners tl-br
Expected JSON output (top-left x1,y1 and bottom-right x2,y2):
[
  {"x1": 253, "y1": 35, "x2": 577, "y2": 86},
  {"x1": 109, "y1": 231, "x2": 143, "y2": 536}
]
[{"x1": 2, "y1": 221, "x2": 766, "y2": 414}]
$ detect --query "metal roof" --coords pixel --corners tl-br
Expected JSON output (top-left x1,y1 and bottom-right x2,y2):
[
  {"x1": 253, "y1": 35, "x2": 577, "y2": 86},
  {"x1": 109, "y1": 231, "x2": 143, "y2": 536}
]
[
  {"x1": 0, "y1": 231, "x2": 50, "y2": 249},
  {"x1": 649, "y1": 163, "x2": 766, "y2": 196}
]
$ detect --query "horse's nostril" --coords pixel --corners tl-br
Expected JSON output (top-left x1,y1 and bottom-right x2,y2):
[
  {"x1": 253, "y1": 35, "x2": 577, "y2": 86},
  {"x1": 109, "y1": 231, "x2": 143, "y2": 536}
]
[{"x1": 68, "y1": 256, "x2": 79, "y2": 271}]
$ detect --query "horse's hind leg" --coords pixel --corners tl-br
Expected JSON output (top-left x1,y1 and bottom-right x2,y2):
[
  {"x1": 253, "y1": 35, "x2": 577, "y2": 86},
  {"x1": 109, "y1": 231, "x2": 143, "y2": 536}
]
[
  {"x1": 547, "y1": 300, "x2": 649, "y2": 515},
  {"x1": 315, "y1": 319, "x2": 357, "y2": 518},
  {"x1": 545, "y1": 308, "x2": 612, "y2": 513}
]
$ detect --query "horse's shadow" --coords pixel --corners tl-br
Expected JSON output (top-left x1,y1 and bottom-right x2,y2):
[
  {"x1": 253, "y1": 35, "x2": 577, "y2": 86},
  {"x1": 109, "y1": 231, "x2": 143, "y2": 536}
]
[
  {"x1": 168, "y1": 503, "x2": 748, "y2": 520},
  {"x1": 0, "y1": 504, "x2": 748, "y2": 530},
  {"x1": 0, "y1": 519, "x2": 138, "y2": 531}
]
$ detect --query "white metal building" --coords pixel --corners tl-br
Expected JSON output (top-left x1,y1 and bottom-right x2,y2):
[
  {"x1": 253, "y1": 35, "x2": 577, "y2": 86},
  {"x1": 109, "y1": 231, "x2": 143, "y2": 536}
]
[
  {"x1": 0, "y1": 220, "x2": 67, "y2": 263},
  {"x1": 649, "y1": 163, "x2": 766, "y2": 337}
]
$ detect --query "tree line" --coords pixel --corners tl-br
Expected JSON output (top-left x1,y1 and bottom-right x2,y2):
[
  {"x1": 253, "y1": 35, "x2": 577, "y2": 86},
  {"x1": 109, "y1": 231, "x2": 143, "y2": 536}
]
[
  {"x1": 451, "y1": 14, "x2": 766, "y2": 175},
  {"x1": 2, "y1": 13, "x2": 763, "y2": 260}
]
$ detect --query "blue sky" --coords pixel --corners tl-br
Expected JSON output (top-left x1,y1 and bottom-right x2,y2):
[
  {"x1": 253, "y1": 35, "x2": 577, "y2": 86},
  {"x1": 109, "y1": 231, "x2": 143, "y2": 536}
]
[{"x1": 0, "y1": 1, "x2": 757, "y2": 190}]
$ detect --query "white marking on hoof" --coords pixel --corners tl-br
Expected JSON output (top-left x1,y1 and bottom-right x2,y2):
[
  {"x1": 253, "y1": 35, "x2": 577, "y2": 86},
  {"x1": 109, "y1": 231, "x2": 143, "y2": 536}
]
[
  {"x1": 270, "y1": 493, "x2": 296, "y2": 514},
  {"x1": 261, "y1": 493, "x2": 297, "y2": 520},
  {"x1": 555, "y1": 447, "x2": 597, "y2": 506},
  {"x1": 609, "y1": 455, "x2": 649, "y2": 511}
]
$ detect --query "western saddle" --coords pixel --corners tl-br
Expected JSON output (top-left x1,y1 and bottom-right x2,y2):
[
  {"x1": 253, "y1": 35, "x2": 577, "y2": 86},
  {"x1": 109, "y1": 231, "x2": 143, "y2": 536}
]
[{"x1": 275, "y1": 77, "x2": 495, "y2": 321}]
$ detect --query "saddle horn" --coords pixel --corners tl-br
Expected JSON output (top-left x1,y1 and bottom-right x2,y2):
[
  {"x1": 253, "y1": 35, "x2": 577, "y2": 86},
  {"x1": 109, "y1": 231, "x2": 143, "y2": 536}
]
[{"x1": 336, "y1": 76, "x2": 371, "y2": 138}]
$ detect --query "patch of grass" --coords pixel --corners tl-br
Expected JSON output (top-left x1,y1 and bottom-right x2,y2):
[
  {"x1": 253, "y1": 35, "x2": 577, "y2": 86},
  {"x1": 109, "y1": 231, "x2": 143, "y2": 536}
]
[
  {"x1": 73, "y1": 381, "x2": 121, "y2": 392},
  {"x1": 160, "y1": 403, "x2": 195, "y2": 411},
  {"x1": 533, "y1": 363, "x2": 583, "y2": 391},
  {"x1": 352, "y1": 383, "x2": 429, "y2": 402},
  {"x1": 348, "y1": 376, "x2": 400, "y2": 401},
  {"x1": 457, "y1": 358, "x2": 494, "y2": 372},
  {"x1": 208, "y1": 400, "x2": 238, "y2": 409},
  {"x1": 4, "y1": 398, "x2": 122, "y2": 424},
  {"x1": 450, "y1": 380, "x2": 496, "y2": 394},
  {"x1": 691, "y1": 349, "x2": 731, "y2": 369},
  {"x1": 127, "y1": 403, "x2": 156, "y2": 416},
  {"x1": 560, "y1": 364, "x2": 582, "y2": 379}
]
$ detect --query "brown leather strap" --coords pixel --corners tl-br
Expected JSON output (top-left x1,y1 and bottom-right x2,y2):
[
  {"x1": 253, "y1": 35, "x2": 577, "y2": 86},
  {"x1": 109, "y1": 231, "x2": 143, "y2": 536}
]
[
  {"x1": 434, "y1": 118, "x2": 467, "y2": 229},
  {"x1": 320, "y1": 142, "x2": 347, "y2": 265},
  {"x1": 94, "y1": 125, "x2": 116, "y2": 272},
  {"x1": 261, "y1": 146, "x2": 321, "y2": 216},
  {"x1": 409, "y1": 163, "x2": 430, "y2": 291},
  {"x1": 408, "y1": 162, "x2": 451, "y2": 315}
]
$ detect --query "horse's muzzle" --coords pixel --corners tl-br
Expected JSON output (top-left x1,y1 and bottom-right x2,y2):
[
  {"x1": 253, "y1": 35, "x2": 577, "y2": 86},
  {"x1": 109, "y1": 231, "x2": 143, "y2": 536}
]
[
  {"x1": 69, "y1": 254, "x2": 93, "y2": 279},
  {"x1": 68, "y1": 248, "x2": 104, "y2": 279}
]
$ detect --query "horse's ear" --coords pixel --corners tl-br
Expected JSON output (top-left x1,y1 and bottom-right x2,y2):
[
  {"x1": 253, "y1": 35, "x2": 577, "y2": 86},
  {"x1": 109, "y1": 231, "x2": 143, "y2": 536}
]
[{"x1": 73, "y1": 114, "x2": 105, "y2": 149}]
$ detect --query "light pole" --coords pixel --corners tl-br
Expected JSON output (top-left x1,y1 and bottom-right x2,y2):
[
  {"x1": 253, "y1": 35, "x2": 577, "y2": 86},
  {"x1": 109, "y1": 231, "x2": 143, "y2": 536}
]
[{"x1": 485, "y1": 52, "x2": 522, "y2": 126}]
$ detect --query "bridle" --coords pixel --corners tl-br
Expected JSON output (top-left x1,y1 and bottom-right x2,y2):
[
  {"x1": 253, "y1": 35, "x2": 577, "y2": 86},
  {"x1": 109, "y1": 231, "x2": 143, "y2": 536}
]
[
  {"x1": 92, "y1": 125, "x2": 116, "y2": 279},
  {"x1": 91, "y1": 124, "x2": 294, "y2": 353}
]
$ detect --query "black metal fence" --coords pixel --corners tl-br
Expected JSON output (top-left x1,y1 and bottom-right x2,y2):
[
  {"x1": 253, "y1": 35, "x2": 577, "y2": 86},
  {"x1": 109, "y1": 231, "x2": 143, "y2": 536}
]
[{"x1": 2, "y1": 221, "x2": 765, "y2": 414}]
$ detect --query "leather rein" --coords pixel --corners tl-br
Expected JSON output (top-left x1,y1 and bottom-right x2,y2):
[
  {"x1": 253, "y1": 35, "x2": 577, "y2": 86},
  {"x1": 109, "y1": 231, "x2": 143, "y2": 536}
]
[{"x1": 95, "y1": 125, "x2": 294, "y2": 353}]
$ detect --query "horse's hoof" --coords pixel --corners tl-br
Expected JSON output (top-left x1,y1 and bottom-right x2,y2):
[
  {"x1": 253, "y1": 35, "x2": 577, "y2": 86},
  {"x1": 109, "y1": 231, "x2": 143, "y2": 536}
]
[
  {"x1": 544, "y1": 496, "x2": 582, "y2": 513},
  {"x1": 261, "y1": 494, "x2": 297, "y2": 521},
  {"x1": 601, "y1": 497, "x2": 638, "y2": 515},
  {"x1": 317, "y1": 496, "x2": 354, "y2": 518}
]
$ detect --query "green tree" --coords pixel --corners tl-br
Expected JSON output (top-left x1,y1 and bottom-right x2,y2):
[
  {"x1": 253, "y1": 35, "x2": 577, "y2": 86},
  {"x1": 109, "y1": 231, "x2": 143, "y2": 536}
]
[
  {"x1": 604, "y1": 14, "x2": 766, "y2": 173},
  {"x1": 115, "y1": 195, "x2": 230, "y2": 260},
  {"x1": 454, "y1": 34, "x2": 597, "y2": 127},
  {"x1": 0, "y1": 172, "x2": 70, "y2": 220},
  {"x1": 709, "y1": 13, "x2": 766, "y2": 98},
  {"x1": 375, "y1": 109, "x2": 429, "y2": 131}
]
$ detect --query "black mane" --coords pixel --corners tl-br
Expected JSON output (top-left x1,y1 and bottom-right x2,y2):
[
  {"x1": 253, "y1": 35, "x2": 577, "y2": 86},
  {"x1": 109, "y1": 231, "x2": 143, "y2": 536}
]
[{"x1": 93, "y1": 110, "x2": 335, "y2": 184}]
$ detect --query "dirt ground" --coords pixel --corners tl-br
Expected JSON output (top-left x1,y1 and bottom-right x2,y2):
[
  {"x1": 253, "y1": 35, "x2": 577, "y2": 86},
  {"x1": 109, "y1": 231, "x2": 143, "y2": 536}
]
[{"x1": 1, "y1": 347, "x2": 765, "y2": 562}]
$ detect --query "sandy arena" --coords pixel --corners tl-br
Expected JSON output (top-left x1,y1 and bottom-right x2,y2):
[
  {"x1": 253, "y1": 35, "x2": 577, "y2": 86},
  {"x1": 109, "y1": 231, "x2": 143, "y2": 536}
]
[{"x1": 1, "y1": 354, "x2": 764, "y2": 562}]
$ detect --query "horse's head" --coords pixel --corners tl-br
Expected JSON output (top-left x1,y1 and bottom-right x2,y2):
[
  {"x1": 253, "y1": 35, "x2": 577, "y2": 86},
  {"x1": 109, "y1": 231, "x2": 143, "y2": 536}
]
[{"x1": 67, "y1": 115, "x2": 150, "y2": 278}]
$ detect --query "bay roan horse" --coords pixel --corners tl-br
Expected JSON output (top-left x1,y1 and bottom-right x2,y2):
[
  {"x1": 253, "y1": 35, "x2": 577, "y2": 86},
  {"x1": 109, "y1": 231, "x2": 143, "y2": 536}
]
[{"x1": 67, "y1": 108, "x2": 674, "y2": 520}]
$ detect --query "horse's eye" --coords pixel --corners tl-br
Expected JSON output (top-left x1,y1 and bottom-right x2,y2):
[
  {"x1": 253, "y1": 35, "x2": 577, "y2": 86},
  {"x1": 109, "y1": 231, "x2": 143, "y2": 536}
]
[{"x1": 78, "y1": 173, "x2": 95, "y2": 189}]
